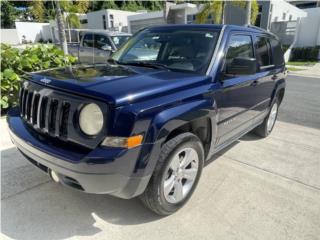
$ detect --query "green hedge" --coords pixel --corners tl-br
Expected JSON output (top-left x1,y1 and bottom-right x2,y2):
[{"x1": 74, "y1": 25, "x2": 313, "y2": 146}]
[
  {"x1": 290, "y1": 46, "x2": 320, "y2": 61},
  {"x1": 1, "y1": 44, "x2": 77, "y2": 111}
]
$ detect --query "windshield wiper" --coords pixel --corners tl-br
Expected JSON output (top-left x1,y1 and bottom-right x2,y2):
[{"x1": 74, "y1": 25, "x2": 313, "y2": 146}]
[{"x1": 119, "y1": 61, "x2": 170, "y2": 70}]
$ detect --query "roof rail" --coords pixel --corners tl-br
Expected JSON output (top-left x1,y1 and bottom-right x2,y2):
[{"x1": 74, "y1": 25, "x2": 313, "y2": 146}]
[
  {"x1": 243, "y1": 24, "x2": 278, "y2": 38},
  {"x1": 243, "y1": 24, "x2": 268, "y2": 32}
]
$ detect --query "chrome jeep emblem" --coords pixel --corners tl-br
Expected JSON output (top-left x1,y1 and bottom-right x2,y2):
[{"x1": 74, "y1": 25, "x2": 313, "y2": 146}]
[{"x1": 40, "y1": 78, "x2": 51, "y2": 84}]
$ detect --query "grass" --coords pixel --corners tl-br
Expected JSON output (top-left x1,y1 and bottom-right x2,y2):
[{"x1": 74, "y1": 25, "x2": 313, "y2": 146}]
[
  {"x1": 287, "y1": 67, "x2": 306, "y2": 72},
  {"x1": 287, "y1": 61, "x2": 318, "y2": 66}
]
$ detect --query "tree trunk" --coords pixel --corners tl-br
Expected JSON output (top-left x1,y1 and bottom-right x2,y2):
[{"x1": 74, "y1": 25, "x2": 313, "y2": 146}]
[
  {"x1": 221, "y1": 1, "x2": 226, "y2": 24},
  {"x1": 55, "y1": 0, "x2": 68, "y2": 55},
  {"x1": 246, "y1": 0, "x2": 252, "y2": 25}
]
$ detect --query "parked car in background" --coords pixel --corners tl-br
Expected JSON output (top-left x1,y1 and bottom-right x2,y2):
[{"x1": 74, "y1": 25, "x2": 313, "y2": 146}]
[
  {"x1": 8, "y1": 24, "x2": 286, "y2": 216},
  {"x1": 68, "y1": 30, "x2": 131, "y2": 64}
]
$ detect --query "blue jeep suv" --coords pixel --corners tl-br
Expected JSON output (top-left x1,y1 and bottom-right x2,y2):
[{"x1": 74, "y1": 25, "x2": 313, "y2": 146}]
[{"x1": 7, "y1": 24, "x2": 286, "y2": 215}]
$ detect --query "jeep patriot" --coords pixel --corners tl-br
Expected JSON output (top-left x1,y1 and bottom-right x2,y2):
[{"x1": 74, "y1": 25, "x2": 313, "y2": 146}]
[{"x1": 7, "y1": 25, "x2": 286, "y2": 215}]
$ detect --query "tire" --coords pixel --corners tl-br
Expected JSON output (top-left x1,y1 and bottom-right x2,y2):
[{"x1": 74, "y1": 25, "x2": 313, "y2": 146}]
[
  {"x1": 254, "y1": 97, "x2": 279, "y2": 138},
  {"x1": 140, "y1": 132, "x2": 204, "y2": 216}
]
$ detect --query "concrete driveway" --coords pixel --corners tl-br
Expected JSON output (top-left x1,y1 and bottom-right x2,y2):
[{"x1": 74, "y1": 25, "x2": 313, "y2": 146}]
[{"x1": 1, "y1": 74, "x2": 320, "y2": 240}]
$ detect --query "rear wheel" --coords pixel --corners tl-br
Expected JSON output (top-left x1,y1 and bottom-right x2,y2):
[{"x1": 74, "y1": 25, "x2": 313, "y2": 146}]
[
  {"x1": 254, "y1": 98, "x2": 279, "y2": 138},
  {"x1": 140, "y1": 133, "x2": 204, "y2": 215}
]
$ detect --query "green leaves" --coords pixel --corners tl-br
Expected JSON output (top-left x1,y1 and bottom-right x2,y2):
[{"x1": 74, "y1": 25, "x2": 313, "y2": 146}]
[{"x1": 0, "y1": 43, "x2": 77, "y2": 110}]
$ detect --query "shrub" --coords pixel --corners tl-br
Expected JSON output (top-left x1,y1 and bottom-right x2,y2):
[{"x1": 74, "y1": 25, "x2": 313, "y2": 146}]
[
  {"x1": 1, "y1": 44, "x2": 77, "y2": 111},
  {"x1": 290, "y1": 46, "x2": 320, "y2": 61}
]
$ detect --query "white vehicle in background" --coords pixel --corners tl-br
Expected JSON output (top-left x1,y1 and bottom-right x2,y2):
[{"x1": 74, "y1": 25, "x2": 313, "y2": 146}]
[{"x1": 68, "y1": 30, "x2": 131, "y2": 64}]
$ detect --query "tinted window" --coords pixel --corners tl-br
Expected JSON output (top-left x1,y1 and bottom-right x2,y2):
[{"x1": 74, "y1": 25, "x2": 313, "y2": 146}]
[
  {"x1": 256, "y1": 37, "x2": 272, "y2": 67},
  {"x1": 83, "y1": 34, "x2": 94, "y2": 47},
  {"x1": 270, "y1": 38, "x2": 284, "y2": 66},
  {"x1": 224, "y1": 34, "x2": 254, "y2": 74},
  {"x1": 94, "y1": 34, "x2": 112, "y2": 50},
  {"x1": 226, "y1": 35, "x2": 254, "y2": 59}
]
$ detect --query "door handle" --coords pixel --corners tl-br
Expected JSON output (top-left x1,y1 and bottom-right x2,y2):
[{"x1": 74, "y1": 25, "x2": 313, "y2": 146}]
[
  {"x1": 251, "y1": 80, "x2": 259, "y2": 86},
  {"x1": 272, "y1": 75, "x2": 278, "y2": 80}
]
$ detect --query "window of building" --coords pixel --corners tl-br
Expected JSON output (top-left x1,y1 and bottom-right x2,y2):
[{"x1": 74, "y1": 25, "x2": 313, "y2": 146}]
[
  {"x1": 110, "y1": 14, "x2": 114, "y2": 28},
  {"x1": 289, "y1": 15, "x2": 293, "y2": 21},
  {"x1": 80, "y1": 19, "x2": 88, "y2": 24},
  {"x1": 282, "y1": 12, "x2": 286, "y2": 20},
  {"x1": 255, "y1": 37, "x2": 272, "y2": 67},
  {"x1": 102, "y1": 15, "x2": 106, "y2": 30}
]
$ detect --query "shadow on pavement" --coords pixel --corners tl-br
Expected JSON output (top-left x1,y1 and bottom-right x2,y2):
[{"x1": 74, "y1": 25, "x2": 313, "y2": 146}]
[{"x1": 1, "y1": 147, "x2": 162, "y2": 240}]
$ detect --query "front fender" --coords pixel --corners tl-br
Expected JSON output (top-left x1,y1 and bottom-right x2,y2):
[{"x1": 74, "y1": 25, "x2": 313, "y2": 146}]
[{"x1": 133, "y1": 97, "x2": 217, "y2": 178}]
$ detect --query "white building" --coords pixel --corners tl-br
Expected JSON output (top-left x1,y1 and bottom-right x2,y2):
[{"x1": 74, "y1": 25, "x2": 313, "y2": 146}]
[
  {"x1": 128, "y1": 3, "x2": 200, "y2": 34},
  {"x1": 86, "y1": 9, "x2": 140, "y2": 32},
  {"x1": 295, "y1": 7, "x2": 320, "y2": 47}
]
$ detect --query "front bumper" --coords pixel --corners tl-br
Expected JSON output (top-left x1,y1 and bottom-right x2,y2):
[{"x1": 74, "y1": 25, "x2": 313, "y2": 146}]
[{"x1": 7, "y1": 109, "x2": 151, "y2": 199}]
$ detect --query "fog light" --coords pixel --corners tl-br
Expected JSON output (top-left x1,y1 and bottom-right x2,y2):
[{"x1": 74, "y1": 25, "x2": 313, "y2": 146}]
[
  {"x1": 101, "y1": 135, "x2": 143, "y2": 148},
  {"x1": 50, "y1": 170, "x2": 60, "y2": 183}
]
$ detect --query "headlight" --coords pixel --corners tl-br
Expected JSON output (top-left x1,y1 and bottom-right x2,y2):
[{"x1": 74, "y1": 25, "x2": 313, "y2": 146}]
[{"x1": 79, "y1": 103, "x2": 104, "y2": 136}]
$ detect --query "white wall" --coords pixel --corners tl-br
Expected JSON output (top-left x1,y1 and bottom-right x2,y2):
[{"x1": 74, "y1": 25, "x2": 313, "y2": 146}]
[
  {"x1": 87, "y1": 9, "x2": 139, "y2": 30},
  {"x1": 0, "y1": 29, "x2": 20, "y2": 45},
  {"x1": 270, "y1": 0, "x2": 307, "y2": 22},
  {"x1": 127, "y1": 11, "x2": 164, "y2": 33},
  {"x1": 15, "y1": 22, "x2": 51, "y2": 43},
  {"x1": 295, "y1": 8, "x2": 320, "y2": 47},
  {"x1": 87, "y1": 10, "x2": 106, "y2": 29}
]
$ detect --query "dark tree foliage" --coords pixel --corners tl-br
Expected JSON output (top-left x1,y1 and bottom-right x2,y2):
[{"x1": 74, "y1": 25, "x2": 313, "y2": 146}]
[
  {"x1": 89, "y1": 1, "x2": 163, "y2": 12},
  {"x1": 1, "y1": 1, "x2": 18, "y2": 28}
]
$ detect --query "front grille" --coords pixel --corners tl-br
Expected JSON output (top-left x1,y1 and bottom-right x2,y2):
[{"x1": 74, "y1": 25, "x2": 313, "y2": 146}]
[
  {"x1": 19, "y1": 80, "x2": 107, "y2": 149},
  {"x1": 19, "y1": 87, "x2": 70, "y2": 137}
]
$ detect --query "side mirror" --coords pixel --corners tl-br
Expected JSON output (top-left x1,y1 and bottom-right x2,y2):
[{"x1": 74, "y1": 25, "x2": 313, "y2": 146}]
[
  {"x1": 101, "y1": 45, "x2": 112, "y2": 51},
  {"x1": 226, "y1": 57, "x2": 257, "y2": 75}
]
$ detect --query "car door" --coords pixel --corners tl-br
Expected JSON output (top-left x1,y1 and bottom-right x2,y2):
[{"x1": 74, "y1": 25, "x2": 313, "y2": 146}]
[
  {"x1": 79, "y1": 33, "x2": 94, "y2": 64},
  {"x1": 252, "y1": 35, "x2": 278, "y2": 123},
  {"x1": 93, "y1": 34, "x2": 113, "y2": 63},
  {"x1": 215, "y1": 33, "x2": 260, "y2": 146}
]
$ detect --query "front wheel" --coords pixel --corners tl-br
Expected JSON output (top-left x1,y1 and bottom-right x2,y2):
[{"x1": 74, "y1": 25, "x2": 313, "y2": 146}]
[
  {"x1": 254, "y1": 98, "x2": 279, "y2": 138},
  {"x1": 140, "y1": 133, "x2": 204, "y2": 215}
]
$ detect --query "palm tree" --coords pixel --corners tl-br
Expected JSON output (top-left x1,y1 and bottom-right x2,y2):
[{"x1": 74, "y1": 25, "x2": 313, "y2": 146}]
[
  {"x1": 196, "y1": 0, "x2": 258, "y2": 25},
  {"x1": 55, "y1": 0, "x2": 68, "y2": 56},
  {"x1": 55, "y1": 1, "x2": 89, "y2": 55},
  {"x1": 246, "y1": 0, "x2": 252, "y2": 25}
]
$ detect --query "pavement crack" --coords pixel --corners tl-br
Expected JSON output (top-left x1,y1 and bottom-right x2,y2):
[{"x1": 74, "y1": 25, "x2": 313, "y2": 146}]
[
  {"x1": 222, "y1": 155, "x2": 320, "y2": 192},
  {"x1": 1, "y1": 180, "x2": 51, "y2": 201}
]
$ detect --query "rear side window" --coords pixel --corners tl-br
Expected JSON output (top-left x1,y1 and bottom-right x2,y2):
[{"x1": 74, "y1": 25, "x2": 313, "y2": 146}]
[
  {"x1": 83, "y1": 34, "x2": 94, "y2": 48},
  {"x1": 256, "y1": 37, "x2": 272, "y2": 67},
  {"x1": 270, "y1": 38, "x2": 284, "y2": 66}
]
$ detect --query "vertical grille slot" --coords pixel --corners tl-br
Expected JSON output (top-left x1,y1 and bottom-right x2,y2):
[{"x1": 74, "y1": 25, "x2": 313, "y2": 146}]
[
  {"x1": 22, "y1": 89, "x2": 28, "y2": 117},
  {"x1": 39, "y1": 96, "x2": 48, "y2": 129},
  {"x1": 19, "y1": 88, "x2": 24, "y2": 114},
  {"x1": 26, "y1": 91, "x2": 34, "y2": 121},
  {"x1": 48, "y1": 99, "x2": 58, "y2": 133},
  {"x1": 31, "y1": 94, "x2": 40, "y2": 125},
  {"x1": 60, "y1": 102, "x2": 70, "y2": 137}
]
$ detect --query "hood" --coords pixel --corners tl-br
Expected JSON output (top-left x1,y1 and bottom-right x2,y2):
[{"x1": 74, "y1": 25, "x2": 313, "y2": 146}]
[{"x1": 26, "y1": 64, "x2": 210, "y2": 106}]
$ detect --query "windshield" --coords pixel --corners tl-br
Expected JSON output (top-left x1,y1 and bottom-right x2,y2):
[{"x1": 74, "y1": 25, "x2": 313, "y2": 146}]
[
  {"x1": 111, "y1": 36, "x2": 131, "y2": 48},
  {"x1": 112, "y1": 28, "x2": 220, "y2": 74}
]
